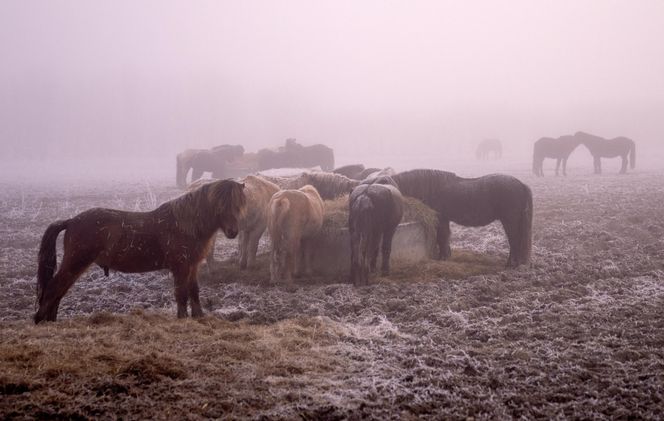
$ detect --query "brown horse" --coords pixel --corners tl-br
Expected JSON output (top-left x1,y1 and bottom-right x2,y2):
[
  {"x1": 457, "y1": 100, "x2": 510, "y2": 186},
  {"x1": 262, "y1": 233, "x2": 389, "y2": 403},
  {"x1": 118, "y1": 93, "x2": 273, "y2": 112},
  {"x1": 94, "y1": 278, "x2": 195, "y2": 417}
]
[
  {"x1": 267, "y1": 185, "x2": 324, "y2": 286},
  {"x1": 257, "y1": 139, "x2": 335, "y2": 171},
  {"x1": 532, "y1": 135, "x2": 582, "y2": 176},
  {"x1": 476, "y1": 139, "x2": 502, "y2": 159},
  {"x1": 188, "y1": 176, "x2": 280, "y2": 268},
  {"x1": 34, "y1": 180, "x2": 247, "y2": 323},
  {"x1": 176, "y1": 145, "x2": 245, "y2": 187},
  {"x1": 349, "y1": 177, "x2": 404, "y2": 285},
  {"x1": 574, "y1": 131, "x2": 636, "y2": 174},
  {"x1": 391, "y1": 169, "x2": 532, "y2": 267}
]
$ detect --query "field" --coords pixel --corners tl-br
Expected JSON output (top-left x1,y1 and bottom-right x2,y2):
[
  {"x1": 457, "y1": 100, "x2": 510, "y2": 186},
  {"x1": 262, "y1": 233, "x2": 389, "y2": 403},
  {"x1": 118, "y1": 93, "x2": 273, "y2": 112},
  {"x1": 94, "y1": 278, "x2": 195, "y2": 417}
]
[{"x1": 1, "y1": 166, "x2": 664, "y2": 419}]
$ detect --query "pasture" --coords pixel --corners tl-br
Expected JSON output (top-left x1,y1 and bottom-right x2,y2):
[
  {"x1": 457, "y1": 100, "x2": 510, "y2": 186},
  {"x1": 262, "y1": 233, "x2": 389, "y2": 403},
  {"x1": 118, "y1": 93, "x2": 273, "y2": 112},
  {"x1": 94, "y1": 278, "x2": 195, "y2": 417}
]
[{"x1": 1, "y1": 169, "x2": 664, "y2": 419}]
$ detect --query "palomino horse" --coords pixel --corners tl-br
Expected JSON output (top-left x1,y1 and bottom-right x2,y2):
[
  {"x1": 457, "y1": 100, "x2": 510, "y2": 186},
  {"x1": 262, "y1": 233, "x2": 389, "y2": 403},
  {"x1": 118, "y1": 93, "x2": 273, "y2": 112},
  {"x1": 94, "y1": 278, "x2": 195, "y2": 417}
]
[
  {"x1": 34, "y1": 180, "x2": 246, "y2": 323},
  {"x1": 532, "y1": 135, "x2": 582, "y2": 176},
  {"x1": 262, "y1": 172, "x2": 359, "y2": 200},
  {"x1": 188, "y1": 175, "x2": 280, "y2": 269},
  {"x1": 267, "y1": 185, "x2": 324, "y2": 286},
  {"x1": 349, "y1": 177, "x2": 404, "y2": 285},
  {"x1": 574, "y1": 131, "x2": 636, "y2": 174},
  {"x1": 391, "y1": 169, "x2": 532, "y2": 267}
]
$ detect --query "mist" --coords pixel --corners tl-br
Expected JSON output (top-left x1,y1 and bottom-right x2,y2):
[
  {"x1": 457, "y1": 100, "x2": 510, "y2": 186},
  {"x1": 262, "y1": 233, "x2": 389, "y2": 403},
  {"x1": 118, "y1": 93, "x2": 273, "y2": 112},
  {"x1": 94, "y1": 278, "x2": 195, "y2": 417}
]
[{"x1": 1, "y1": 0, "x2": 664, "y2": 173}]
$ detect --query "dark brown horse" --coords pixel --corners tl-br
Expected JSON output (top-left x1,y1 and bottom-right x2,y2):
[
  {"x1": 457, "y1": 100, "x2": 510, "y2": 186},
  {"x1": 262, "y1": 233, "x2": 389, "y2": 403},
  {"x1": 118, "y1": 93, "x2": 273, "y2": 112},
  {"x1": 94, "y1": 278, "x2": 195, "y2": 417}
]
[
  {"x1": 391, "y1": 169, "x2": 532, "y2": 267},
  {"x1": 574, "y1": 131, "x2": 636, "y2": 174},
  {"x1": 476, "y1": 139, "x2": 502, "y2": 159},
  {"x1": 532, "y1": 135, "x2": 582, "y2": 176},
  {"x1": 349, "y1": 177, "x2": 403, "y2": 285},
  {"x1": 34, "y1": 180, "x2": 247, "y2": 323},
  {"x1": 257, "y1": 139, "x2": 335, "y2": 171},
  {"x1": 333, "y1": 164, "x2": 366, "y2": 180},
  {"x1": 176, "y1": 145, "x2": 245, "y2": 187}
]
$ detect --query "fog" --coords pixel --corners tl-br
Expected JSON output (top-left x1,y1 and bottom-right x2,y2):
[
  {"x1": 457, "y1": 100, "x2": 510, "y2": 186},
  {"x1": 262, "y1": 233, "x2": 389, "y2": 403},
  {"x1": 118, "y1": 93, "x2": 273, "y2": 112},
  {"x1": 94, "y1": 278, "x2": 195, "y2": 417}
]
[{"x1": 1, "y1": 0, "x2": 663, "y2": 176}]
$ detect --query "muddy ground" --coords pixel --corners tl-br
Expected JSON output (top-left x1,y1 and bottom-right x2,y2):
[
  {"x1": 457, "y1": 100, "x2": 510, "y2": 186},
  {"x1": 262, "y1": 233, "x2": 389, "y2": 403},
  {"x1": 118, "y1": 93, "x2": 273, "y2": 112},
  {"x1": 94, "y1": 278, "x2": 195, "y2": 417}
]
[{"x1": 1, "y1": 170, "x2": 664, "y2": 419}]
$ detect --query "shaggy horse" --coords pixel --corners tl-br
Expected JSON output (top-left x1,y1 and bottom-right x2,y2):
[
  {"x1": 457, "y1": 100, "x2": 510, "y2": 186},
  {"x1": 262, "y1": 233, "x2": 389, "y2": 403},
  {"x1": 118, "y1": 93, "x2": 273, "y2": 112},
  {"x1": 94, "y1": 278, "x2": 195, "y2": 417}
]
[
  {"x1": 333, "y1": 164, "x2": 366, "y2": 180},
  {"x1": 267, "y1": 185, "x2": 324, "y2": 286},
  {"x1": 34, "y1": 180, "x2": 247, "y2": 323},
  {"x1": 356, "y1": 167, "x2": 382, "y2": 180},
  {"x1": 532, "y1": 135, "x2": 582, "y2": 176},
  {"x1": 360, "y1": 167, "x2": 396, "y2": 183},
  {"x1": 476, "y1": 139, "x2": 502, "y2": 159},
  {"x1": 391, "y1": 169, "x2": 532, "y2": 267},
  {"x1": 188, "y1": 176, "x2": 280, "y2": 269},
  {"x1": 176, "y1": 145, "x2": 245, "y2": 187},
  {"x1": 257, "y1": 139, "x2": 335, "y2": 171},
  {"x1": 262, "y1": 172, "x2": 359, "y2": 200},
  {"x1": 574, "y1": 131, "x2": 636, "y2": 174},
  {"x1": 349, "y1": 177, "x2": 404, "y2": 285}
]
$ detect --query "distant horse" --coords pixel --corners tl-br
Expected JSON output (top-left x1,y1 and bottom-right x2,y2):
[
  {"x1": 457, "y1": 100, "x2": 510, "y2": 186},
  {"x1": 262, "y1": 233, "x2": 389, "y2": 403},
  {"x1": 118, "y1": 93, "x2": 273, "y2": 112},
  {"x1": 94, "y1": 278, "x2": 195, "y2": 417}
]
[
  {"x1": 391, "y1": 169, "x2": 532, "y2": 267},
  {"x1": 257, "y1": 139, "x2": 335, "y2": 171},
  {"x1": 267, "y1": 185, "x2": 324, "y2": 286},
  {"x1": 262, "y1": 172, "x2": 359, "y2": 200},
  {"x1": 356, "y1": 167, "x2": 382, "y2": 180},
  {"x1": 532, "y1": 136, "x2": 582, "y2": 176},
  {"x1": 574, "y1": 131, "x2": 636, "y2": 174},
  {"x1": 476, "y1": 139, "x2": 502, "y2": 159},
  {"x1": 360, "y1": 167, "x2": 396, "y2": 183},
  {"x1": 349, "y1": 177, "x2": 404, "y2": 285},
  {"x1": 333, "y1": 164, "x2": 365, "y2": 180},
  {"x1": 34, "y1": 180, "x2": 247, "y2": 323},
  {"x1": 189, "y1": 175, "x2": 280, "y2": 269},
  {"x1": 176, "y1": 145, "x2": 245, "y2": 187}
]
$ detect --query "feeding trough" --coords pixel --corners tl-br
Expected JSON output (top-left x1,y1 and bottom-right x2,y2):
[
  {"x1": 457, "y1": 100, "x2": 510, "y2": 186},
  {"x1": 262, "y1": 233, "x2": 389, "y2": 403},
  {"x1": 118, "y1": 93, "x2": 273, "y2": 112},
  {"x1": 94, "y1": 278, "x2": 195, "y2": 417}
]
[{"x1": 309, "y1": 196, "x2": 439, "y2": 276}]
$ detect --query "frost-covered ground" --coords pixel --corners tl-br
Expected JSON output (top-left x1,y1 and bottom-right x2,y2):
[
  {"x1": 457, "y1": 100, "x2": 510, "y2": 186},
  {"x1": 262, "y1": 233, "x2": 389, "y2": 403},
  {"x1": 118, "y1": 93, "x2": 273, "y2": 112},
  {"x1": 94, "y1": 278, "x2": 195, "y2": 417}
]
[{"x1": 1, "y1": 166, "x2": 664, "y2": 419}]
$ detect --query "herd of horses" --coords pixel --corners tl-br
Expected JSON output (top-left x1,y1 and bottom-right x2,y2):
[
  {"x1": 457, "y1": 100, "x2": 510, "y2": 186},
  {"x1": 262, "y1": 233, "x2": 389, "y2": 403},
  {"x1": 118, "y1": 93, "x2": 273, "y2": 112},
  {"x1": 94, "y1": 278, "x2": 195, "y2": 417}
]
[
  {"x1": 34, "y1": 131, "x2": 635, "y2": 323},
  {"x1": 533, "y1": 131, "x2": 636, "y2": 176}
]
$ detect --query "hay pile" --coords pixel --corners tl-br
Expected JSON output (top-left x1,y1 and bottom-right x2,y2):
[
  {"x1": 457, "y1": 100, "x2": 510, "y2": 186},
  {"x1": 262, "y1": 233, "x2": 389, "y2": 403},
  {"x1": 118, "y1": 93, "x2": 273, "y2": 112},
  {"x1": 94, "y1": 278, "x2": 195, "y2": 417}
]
[{"x1": 321, "y1": 195, "x2": 438, "y2": 244}]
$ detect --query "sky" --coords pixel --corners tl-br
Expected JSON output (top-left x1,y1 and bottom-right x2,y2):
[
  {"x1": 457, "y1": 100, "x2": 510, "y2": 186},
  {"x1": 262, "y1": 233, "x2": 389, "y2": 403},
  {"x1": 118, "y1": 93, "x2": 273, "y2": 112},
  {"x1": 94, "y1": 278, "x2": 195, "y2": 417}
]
[{"x1": 1, "y1": 0, "x2": 663, "y2": 162}]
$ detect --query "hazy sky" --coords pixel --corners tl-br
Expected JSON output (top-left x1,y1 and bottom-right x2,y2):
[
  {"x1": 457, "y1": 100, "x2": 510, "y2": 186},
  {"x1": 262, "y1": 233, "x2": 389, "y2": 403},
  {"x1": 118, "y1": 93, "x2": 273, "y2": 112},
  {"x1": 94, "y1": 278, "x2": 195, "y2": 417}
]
[{"x1": 1, "y1": 0, "x2": 663, "y2": 159}]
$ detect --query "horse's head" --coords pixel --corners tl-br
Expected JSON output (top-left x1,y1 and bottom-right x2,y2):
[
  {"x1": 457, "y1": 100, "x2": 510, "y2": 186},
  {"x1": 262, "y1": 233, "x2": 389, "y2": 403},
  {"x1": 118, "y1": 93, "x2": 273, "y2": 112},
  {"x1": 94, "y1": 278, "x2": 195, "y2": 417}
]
[{"x1": 207, "y1": 180, "x2": 246, "y2": 239}]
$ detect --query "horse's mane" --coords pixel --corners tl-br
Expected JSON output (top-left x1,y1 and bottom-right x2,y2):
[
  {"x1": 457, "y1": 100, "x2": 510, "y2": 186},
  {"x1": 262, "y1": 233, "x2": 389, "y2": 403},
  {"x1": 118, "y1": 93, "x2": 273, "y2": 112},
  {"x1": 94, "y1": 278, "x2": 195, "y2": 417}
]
[
  {"x1": 302, "y1": 172, "x2": 359, "y2": 200},
  {"x1": 166, "y1": 179, "x2": 246, "y2": 237},
  {"x1": 391, "y1": 169, "x2": 458, "y2": 202}
]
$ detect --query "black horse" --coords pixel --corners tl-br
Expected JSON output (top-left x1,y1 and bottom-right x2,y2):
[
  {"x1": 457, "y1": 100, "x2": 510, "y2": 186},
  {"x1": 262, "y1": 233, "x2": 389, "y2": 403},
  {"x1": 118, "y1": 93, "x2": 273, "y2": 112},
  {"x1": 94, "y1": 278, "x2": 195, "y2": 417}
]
[
  {"x1": 476, "y1": 139, "x2": 502, "y2": 159},
  {"x1": 257, "y1": 139, "x2": 335, "y2": 171},
  {"x1": 532, "y1": 135, "x2": 582, "y2": 177},
  {"x1": 349, "y1": 176, "x2": 403, "y2": 285},
  {"x1": 176, "y1": 145, "x2": 245, "y2": 187},
  {"x1": 574, "y1": 131, "x2": 636, "y2": 174},
  {"x1": 391, "y1": 169, "x2": 532, "y2": 267}
]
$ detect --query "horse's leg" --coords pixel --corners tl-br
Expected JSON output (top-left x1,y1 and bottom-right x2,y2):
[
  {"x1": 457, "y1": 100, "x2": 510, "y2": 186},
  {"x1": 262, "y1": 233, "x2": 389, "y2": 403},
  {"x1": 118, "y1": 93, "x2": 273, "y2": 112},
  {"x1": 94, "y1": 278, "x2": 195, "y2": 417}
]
[
  {"x1": 350, "y1": 231, "x2": 360, "y2": 285},
  {"x1": 246, "y1": 229, "x2": 262, "y2": 269},
  {"x1": 238, "y1": 230, "x2": 248, "y2": 269},
  {"x1": 380, "y1": 226, "x2": 398, "y2": 276},
  {"x1": 187, "y1": 266, "x2": 204, "y2": 318},
  {"x1": 593, "y1": 156, "x2": 601, "y2": 174},
  {"x1": 555, "y1": 158, "x2": 561, "y2": 176},
  {"x1": 369, "y1": 230, "x2": 381, "y2": 273},
  {"x1": 191, "y1": 167, "x2": 204, "y2": 182},
  {"x1": 436, "y1": 218, "x2": 452, "y2": 260},
  {"x1": 562, "y1": 157, "x2": 568, "y2": 176},
  {"x1": 620, "y1": 155, "x2": 627, "y2": 174},
  {"x1": 35, "y1": 252, "x2": 95, "y2": 323},
  {"x1": 172, "y1": 267, "x2": 191, "y2": 318}
]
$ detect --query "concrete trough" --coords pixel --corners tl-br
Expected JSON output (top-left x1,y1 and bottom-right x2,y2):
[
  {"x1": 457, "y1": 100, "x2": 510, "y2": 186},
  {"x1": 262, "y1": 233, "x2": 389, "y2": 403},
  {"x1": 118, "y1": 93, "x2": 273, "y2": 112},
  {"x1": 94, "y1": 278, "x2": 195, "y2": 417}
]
[{"x1": 310, "y1": 221, "x2": 434, "y2": 277}]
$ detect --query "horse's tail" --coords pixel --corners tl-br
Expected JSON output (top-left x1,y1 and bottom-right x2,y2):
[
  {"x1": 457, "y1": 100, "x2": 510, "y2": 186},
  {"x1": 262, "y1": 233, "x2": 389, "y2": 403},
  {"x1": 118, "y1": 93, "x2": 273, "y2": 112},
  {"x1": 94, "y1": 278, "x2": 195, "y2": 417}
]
[
  {"x1": 37, "y1": 219, "x2": 69, "y2": 304},
  {"x1": 629, "y1": 141, "x2": 636, "y2": 169},
  {"x1": 519, "y1": 184, "x2": 533, "y2": 265},
  {"x1": 350, "y1": 194, "x2": 374, "y2": 283},
  {"x1": 270, "y1": 196, "x2": 291, "y2": 248}
]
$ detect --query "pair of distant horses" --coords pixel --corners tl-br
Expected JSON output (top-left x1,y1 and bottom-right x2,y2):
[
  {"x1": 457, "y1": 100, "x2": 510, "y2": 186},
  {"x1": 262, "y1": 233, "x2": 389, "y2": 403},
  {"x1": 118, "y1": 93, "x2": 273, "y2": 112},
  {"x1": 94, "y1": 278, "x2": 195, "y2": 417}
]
[
  {"x1": 34, "y1": 168, "x2": 532, "y2": 323},
  {"x1": 533, "y1": 132, "x2": 636, "y2": 176},
  {"x1": 176, "y1": 139, "x2": 335, "y2": 187}
]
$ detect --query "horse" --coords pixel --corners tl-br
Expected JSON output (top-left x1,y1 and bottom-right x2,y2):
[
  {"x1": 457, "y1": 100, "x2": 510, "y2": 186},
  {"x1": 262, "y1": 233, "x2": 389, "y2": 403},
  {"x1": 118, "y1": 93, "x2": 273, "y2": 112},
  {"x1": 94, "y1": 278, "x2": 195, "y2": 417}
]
[
  {"x1": 574, "y1": 131, "x2": 636, "y2": 174},
  {"x1": 333, "y1": 164, "x2": 366, "y2": 180},
  {"x1": 360, "y1": 167, "x2": 397, "y2": 183},
  {"x1": 391, "y1": 169, "x2": 532, "y2": 267},
  {"x1": 257, "y1": 139, "x2": 335, "y2": 172},
  {"x1": 349, "y1": 177, "x2": 404, "y2": 285},
  {"x1": 34, "y1": 180, "x2": 247, "y2": 323},
  {"x1": 532, "y1": 135, "x2": 582, "y2": 176},
  {"x1": 476, "y1": 139, "x2": 502, "y2": 159},
  {"x1": 261, "y1": 172, "x2": 359, "y2": 200},
  {"x1": 267, "y1": 185, "x2": 324, "y2": 286},
  {"x1": 356, "y1": 167, "x2": 382, "y2": 180},
  {"x1": 176, "y1": 145, "x2": 245, "y2": 187},
  {"x1": 188, "y1": 176, "x2": 280, "y2": 269}
]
